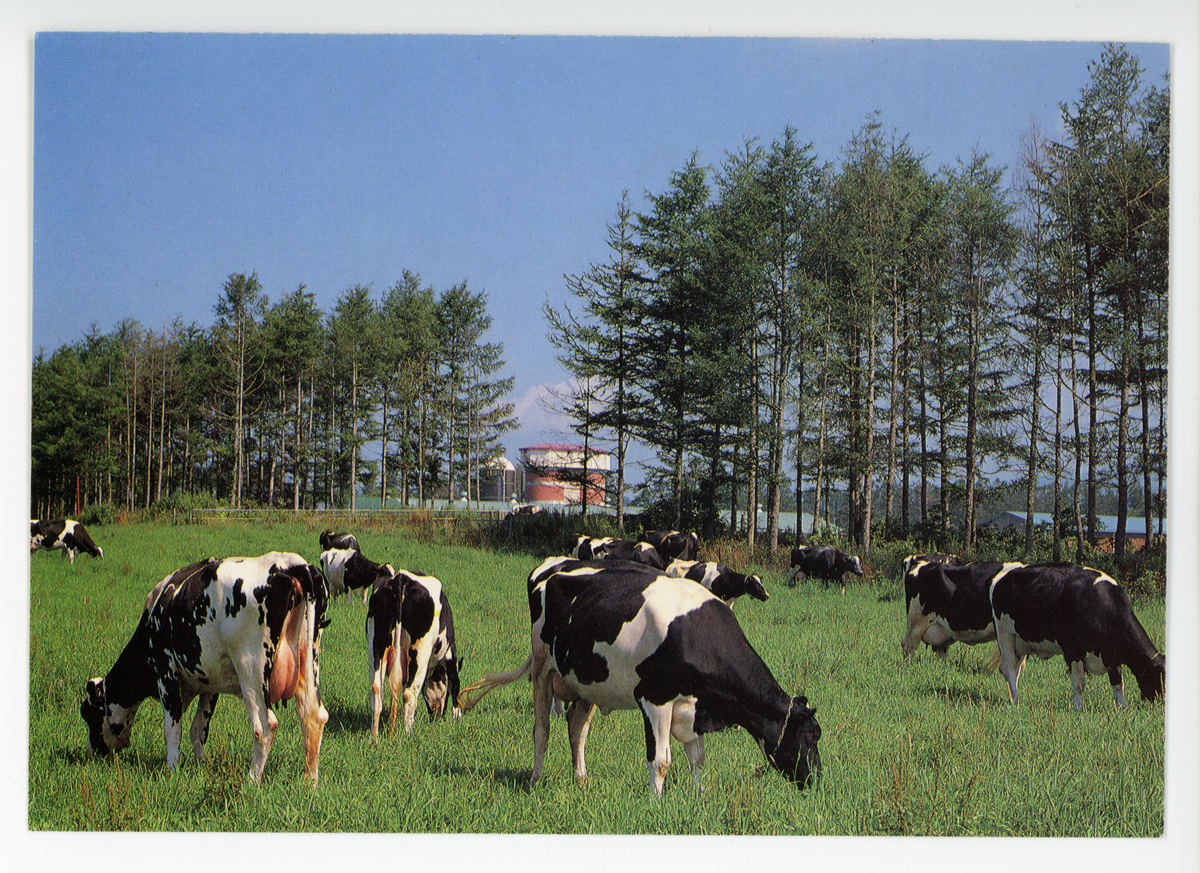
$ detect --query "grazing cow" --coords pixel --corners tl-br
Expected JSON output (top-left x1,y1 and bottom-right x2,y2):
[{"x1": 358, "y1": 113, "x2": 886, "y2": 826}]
[
  {"x1": 319, "y1": 530, "x2": 360, "y2": 552},
  {"x1": 571, "y1": 535, "x2": 615, "y2": 560},
  {"x1": 459, "y1": 559, "x2": 821, "y2": 795},
  {"x1": 509, "y1": 503, "x2": 543, "y2": 516},
  {"x1": 320, "y1": 547, "x2": 392, "y2": 605},
  {"x1": 665, "y1": 559, "x2": 770, "y2": 607},
  {"x1": 31, "y1": 518, "x2": 103, "y2": 563},
  {"x1": 366, "y1": 569, "x2": 462, "y2": 739},
  {"x1": 989, "y1": 562, "x2": 1165, "y2": 709},
  {"x1": 80, "y1": 552, "x2": 330, "y2": 785},
  {"x1": 901, "y1": 559, "x2": 1006, "y2": 664},
  {"x1": 573, "y1": 536, "x2": 666, "y2": 570},
  {"x1": 640, "y1": 530, "x2": 702, "y2": 564},
  {"x1": 900, "y1": 552, "x2": 965, "y2": 576},
  {"x1": 787, "y1": 545, "x2": 864, "y2": 594}
]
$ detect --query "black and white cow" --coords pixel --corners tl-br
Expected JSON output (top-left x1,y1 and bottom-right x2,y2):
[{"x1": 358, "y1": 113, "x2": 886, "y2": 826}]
[
  {"x1": 509, "y1": 503, "x2": 543, "y2": 516},
  {"x1": 366, "y1": 569, "x2": 462, "y2": 739},
  {"x1": 665, "y1": 559, "x2": 769, "y2": 607},
  {"x1": 571, "y1": 535, "x2": 615, "y2": 560},
  {"x1": 319, "y1": 529, "x2": 360, "y2": 552},
  {"x1": 640, "y1": 530, "x2": 702, "y2": 564},
  {"x1": 787, "y1": 545, "x2": 864, "y2": 594},
  {"x1": 459, "y1": 558, "x2": 821, "y2": 795},
  {"x1": 572, "y1": 536, "x2": 665, "y2": 570},
  {"x1": 80, "y1": 552, "x2": 330, "y2": 785},
  {"x1": 989, "y1": 562, "x2": 1166, "y2": 709},
  {"x1": 900, "y1": 552, "x2": 965, "y2": 576},
  {"x1": 320, "y1": 547, "x2": 392, "y2": 605},
  {"x1": 31, "y1": 518, "x2": 104, "y2": 563},
  {"x1": 901, "y1": 559, "x2": 1006, "y2": 664}
]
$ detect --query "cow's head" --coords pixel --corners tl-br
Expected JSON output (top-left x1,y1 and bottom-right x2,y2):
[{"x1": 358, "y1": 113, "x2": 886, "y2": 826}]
[
  {"x1": 80, "y1": 677, "x2": 138, "y2": 757},
  {"x1": 771, "y1": 695, "x2": 821, "y2": 789},
  {"x1": 1136, "y1": 654, "x2": 1166, "y2": 701},
  {"x1": 847, "y1": 555, "x2": 864, "y2": 576},
  {"x1": 743, "y1": 574, "x2": 770, "y2": 602}
]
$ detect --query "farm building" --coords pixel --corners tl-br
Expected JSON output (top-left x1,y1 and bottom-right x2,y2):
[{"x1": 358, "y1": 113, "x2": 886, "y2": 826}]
[
  {"x1": 519, "y1": 443, "x2": 610, "y2": 506},
  {"x1": 981, "y1": 511, "x2": 1162, "y2": 548},
  {"x1": 477, "y1": 455, "x2": 520, "y2": 502}
]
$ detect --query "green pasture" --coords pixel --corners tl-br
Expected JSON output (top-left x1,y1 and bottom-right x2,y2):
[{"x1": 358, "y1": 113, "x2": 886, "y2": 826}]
[{"x1": 28, "y1": 520, "x2": 1165, "y2": 834}]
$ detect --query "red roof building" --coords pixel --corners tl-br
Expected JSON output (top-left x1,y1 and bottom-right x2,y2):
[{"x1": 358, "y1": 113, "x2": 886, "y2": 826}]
[{"x1": 519, "y1": 443, "x2": 610, "y2": 506}]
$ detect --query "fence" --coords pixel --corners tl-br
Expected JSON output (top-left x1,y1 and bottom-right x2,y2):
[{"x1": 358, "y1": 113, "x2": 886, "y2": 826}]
[{"x1": 187, "y1": 507, "x2": 508, "y2": 525}]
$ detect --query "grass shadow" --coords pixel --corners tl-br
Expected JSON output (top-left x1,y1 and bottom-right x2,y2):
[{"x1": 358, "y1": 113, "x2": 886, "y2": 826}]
[
  {"x1": 440, "y1": 763, "x2": 534, "y2": 793},
  {"x1": 915, "y1": 683, "x2": 999, "y2": 706}
]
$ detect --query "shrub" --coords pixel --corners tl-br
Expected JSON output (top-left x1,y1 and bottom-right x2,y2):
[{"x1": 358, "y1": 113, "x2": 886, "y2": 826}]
[{"x1": 77, "y1": 502, "x2": 118, "y2": 526}]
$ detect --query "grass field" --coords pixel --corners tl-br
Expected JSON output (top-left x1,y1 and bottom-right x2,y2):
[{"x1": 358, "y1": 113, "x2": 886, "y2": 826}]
[{"x1": 27, "y1": 519, "x2": 1166, "y2": 835}]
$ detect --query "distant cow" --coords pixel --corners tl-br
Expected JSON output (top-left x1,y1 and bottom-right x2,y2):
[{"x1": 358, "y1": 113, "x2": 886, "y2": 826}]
[
  {"x1": 665, "y1": 559, "x2": 769, "y2": 607},
  {"x1": 989, "y1": 563, "x2": 1165, "y2": 709},
  {"x1": 366, "y1": 569, "x2": 462, "y2": 739},
  {"x1": 571, "y1": 536, "x2": 615, "y2": 560},
  {"x1": 80, "y1": 552, "x2": 330, "y2": 785},
  {"x1": 509, "y1": 503, "x2": 543, "y2": 516},
  {"x1": 901, "y1": 559, "x2": 1006, "y2": 665},
  {"x1": 319, "y1": 530, "x2": 360, "y2": 552},
  {"x1": 459, "y1": 558, "x2": 821, "y2": 795},
  {"x1": 900, "y1": 552, "x2": 965, "y2": 577},
  {"x1": 640, "y1": 530, "x2": 702, "y2": 564},
  {"x1": 787, "y1": 545, "x2": 863, "y2": 594},
  {"x1": 573, "y1": 536, "x2": 666, "y2": 570},
  {"x1": 320, "y1": 547, "x2": 392, "y2": 605},
  {"x1": 31, "y1": 519, "x2": 103, "y2": 563}
]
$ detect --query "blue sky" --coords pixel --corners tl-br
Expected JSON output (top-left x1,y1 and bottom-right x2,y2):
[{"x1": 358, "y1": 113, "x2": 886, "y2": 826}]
[{"x1": 31, "y1": 33, "x2": 1171, "y2": 464}]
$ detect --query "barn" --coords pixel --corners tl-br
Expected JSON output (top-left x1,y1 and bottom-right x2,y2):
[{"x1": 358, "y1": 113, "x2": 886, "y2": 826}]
[{"x1": 518, "y1": 443, "x2": 610, "y2": 507}]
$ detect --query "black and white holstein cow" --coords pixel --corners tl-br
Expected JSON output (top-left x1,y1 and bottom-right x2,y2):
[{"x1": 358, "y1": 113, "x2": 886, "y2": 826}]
[
  {"x1": 787, "y1": 545, "x2": 864, "y2": 595},
  {"x1": 989, "y1": 562, "x2": 1165, "y2": 710},
  {"x1": 320, "y1": 547, "x2": 392, "y2": 605},
  {"x1": 639, "y1": 530, "x2": 702, "y2": 564},
  {"x1": 571, "y1": 535, "x2": 665, "y2": 570},
  {"x1": 319, "y1": 529, "x2": 360, "y2": 552},
  {"x1": 459, "y1": 557, "x2": 821, "y2": 795},
  {"x1": 31, "y1": 518, "x2": 103, "y2": 563},
  {"x1": 665, "y1": 559, "x2": 770, "y2": 607},
  {"x1": 366, "y1": 569, "x2": 462, "y2": 739},
  {"x1": 80, "y1": 552, "x2": 330, "y2": 785},
  {"x1": 901, "y1": 558, "x2": 1004, "y2": 666}
]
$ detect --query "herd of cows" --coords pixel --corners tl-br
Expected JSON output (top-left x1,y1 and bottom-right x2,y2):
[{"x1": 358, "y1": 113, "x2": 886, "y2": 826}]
[{"x1": 30, "y1": 517, "x2": 1166, "y2": 797}]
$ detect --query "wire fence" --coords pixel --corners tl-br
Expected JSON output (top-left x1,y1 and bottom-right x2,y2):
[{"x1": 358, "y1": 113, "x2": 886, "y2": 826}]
[{"x1": 187, "y1": 507, "x2": 509, "y2": 525}]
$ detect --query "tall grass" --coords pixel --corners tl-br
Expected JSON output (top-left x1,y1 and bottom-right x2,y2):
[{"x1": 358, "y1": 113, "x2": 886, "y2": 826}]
[{"x1": 28, "y1": 519, "x2": 1165, "y2": 834}]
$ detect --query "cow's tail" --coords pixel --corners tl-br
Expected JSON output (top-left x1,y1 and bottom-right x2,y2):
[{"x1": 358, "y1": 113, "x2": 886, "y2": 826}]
[{"x1": 457, "y1": 654, "x2": 535, "y2": 712}]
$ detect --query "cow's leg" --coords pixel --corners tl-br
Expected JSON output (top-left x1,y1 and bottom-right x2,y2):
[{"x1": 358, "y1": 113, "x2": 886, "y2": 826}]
[
  {"x1": 530, "y1": 660, "x2": 555, "y2": 786},
  {"x1": 189, "y1": 693, "x2": 218, "y2": 761},
  {"x1": 995, "y1": 623, "x2": 1025, "y2": 705},
  {"x1": 293, "y1": 625, "x2": 328, "y2": 786},
  {"x1": 901, "y1": 604, "x2": 933, "y2": 657},
  {"x1": 565, "y1": 700, "x2": 597, "y2": 784},
  {"x1": 639, "y1": 700, "x2": 675, "y2": 796},
  {"x1": 401, "y1": 639, "x2": 434, "y2": 734},
  {"x1": 447, "y1": 656, "x2": 463, "y2": 720},
  {"x1": 385, "y1": 629, "x2": 405, "y2": 734},
  {"x1": 670, "y1": 699, "x2": 704, "y2": 789},
  {"x1": 1069, "y1": 660, "x2": 1087, "y2": 710},
  {"x1": 236, "y1": 681, "x2": 278, "y2": 783},
  {"x1": 1108, "y1": 666, "x2": 1126, "y2": 710},
  {"x1": 159, "y1": 676, "x2": 189, "y2": 771},
  {"x1": 367, "y1": 629, "x2": 390, "y2": 742}
]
